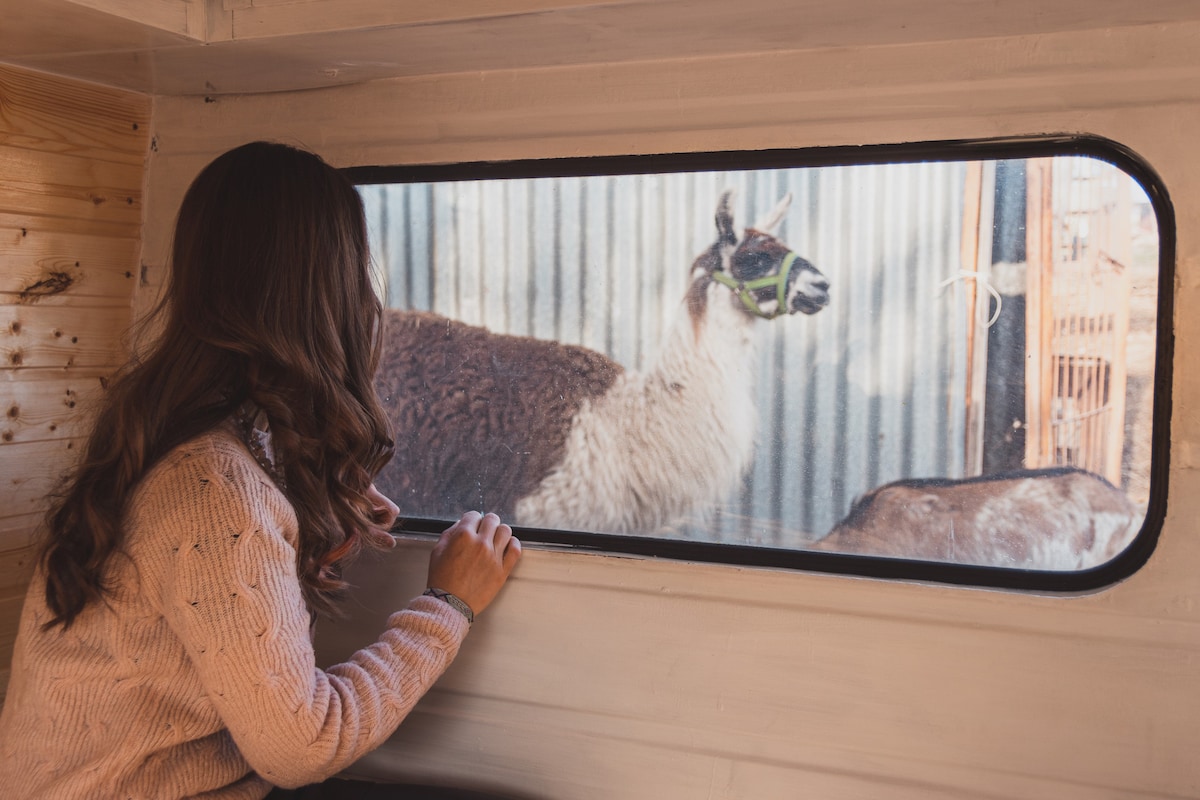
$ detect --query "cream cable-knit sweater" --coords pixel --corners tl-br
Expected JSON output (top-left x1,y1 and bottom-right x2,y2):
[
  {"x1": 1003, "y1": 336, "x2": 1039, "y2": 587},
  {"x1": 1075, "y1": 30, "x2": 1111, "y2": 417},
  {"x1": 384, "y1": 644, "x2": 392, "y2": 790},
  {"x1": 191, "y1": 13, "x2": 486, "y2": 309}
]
[{"x1": 0, "y1": 426, "x2": 469, "y2": 799}]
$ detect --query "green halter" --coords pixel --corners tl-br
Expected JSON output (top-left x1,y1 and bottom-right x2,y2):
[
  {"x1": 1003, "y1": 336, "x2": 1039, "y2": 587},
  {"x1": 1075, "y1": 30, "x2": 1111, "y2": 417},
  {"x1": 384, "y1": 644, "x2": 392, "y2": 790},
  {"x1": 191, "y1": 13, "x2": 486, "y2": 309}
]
[{"x1": 710, "y1": 251, "x2": 800, "y2": 320}]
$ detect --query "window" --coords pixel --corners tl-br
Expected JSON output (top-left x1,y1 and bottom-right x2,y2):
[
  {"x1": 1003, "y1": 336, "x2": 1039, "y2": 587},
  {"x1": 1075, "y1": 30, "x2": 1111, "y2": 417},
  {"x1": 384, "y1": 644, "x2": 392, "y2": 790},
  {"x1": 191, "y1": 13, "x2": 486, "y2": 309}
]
[{"x1": 351, "y1": 136, "x2": 1171, "y2": 590}]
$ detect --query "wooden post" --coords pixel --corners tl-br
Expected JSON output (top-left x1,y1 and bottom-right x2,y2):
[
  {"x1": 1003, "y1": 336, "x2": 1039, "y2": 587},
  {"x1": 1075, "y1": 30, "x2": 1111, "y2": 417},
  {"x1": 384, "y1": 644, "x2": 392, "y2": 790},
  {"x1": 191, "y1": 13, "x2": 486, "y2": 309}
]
[{"x1": 1024, "y1": 159, "x2": 1055, "y2": 469}]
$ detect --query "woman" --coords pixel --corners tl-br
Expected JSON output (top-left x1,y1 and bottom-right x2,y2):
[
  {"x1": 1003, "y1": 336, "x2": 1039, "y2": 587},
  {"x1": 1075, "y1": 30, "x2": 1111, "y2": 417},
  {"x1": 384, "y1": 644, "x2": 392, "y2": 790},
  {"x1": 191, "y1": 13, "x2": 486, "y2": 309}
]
[{"x1": 0, "y1": 141, "x2": 521, "y2": 799}]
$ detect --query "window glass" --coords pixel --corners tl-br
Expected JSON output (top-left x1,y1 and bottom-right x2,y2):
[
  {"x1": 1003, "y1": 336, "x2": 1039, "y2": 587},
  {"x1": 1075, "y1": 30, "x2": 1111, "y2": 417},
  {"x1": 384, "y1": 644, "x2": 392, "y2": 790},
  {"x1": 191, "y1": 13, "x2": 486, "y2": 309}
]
[{"x1": 357, "y1": 144, "x2": 1165, "y2": 580}]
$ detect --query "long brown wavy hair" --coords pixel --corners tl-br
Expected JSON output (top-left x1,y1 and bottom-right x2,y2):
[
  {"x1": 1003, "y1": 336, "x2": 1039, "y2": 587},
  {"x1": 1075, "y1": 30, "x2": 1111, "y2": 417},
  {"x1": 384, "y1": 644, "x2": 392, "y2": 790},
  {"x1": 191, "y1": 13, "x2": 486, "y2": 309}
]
[{"x1": 39, "y1": 141, "x2": 396, "y2": 629}]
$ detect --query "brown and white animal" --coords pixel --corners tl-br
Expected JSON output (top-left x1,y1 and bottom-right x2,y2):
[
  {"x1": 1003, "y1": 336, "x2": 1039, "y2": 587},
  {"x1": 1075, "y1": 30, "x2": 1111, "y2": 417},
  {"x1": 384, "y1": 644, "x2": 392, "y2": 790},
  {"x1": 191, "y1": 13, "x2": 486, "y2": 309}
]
[
  {"x1": 810, "y1": 467, "x2": 1140, "y2": 570},
  {"x1": 373, "y1": 190, "x2": 830, "y2": 532}
]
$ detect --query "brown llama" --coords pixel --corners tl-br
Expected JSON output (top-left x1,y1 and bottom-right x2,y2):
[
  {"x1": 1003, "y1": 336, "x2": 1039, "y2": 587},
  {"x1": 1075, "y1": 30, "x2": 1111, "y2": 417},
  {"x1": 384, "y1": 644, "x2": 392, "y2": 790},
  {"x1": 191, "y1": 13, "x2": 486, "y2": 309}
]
[{"x1": 811, "y1": 467, "x2": 1140, "y2": 569}]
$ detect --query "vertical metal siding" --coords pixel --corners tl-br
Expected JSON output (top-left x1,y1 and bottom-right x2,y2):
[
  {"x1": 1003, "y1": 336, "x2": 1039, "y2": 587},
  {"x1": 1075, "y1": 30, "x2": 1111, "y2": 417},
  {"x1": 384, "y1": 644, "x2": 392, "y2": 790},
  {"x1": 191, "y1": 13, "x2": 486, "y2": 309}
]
[{"x1": 361, "y1": 162, "x2": 972, "y2": 545}]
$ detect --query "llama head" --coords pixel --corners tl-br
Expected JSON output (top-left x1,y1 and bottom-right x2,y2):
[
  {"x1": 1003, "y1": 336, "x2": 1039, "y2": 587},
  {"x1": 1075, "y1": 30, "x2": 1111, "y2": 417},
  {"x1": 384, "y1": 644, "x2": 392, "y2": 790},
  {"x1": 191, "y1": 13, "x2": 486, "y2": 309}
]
[{"x1": 702, "y1": 190, "x2": 831, "y2": 319}]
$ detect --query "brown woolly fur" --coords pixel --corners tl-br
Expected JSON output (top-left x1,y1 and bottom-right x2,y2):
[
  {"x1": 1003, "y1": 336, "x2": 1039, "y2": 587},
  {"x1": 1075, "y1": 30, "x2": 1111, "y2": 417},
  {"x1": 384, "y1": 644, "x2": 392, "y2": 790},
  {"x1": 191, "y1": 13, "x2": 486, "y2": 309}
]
[
  {"x1": 38, "y1": 141, "x2": 395, "y2": 629},
  {"x1": 374, "y1": 310, "x2": 622, "y2": 518},
  {"x1": 813, "y1": 467, "x2": 1139, "y2": 568}
]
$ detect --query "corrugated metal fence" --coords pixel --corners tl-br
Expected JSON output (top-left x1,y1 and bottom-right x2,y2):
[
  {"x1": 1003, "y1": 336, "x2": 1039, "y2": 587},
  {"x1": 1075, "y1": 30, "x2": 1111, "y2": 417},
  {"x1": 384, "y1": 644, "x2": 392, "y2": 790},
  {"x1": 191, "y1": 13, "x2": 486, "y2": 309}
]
[{"x1": 360, "y1": 163, "x2": 975, "y2": 545}]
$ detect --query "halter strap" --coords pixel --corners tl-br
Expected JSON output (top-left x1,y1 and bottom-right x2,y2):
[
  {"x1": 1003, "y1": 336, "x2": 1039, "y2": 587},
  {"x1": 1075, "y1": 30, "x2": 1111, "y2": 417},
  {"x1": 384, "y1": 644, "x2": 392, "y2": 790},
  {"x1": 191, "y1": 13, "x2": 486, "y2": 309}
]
[{"x1": 711, "y1": 250, "x2": 800, "y2": 320}]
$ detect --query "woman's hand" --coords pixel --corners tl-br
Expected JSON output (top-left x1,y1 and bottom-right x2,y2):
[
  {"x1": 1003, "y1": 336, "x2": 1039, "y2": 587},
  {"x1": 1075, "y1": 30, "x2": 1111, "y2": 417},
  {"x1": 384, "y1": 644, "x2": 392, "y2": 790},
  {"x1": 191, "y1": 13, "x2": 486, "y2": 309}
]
[
  {"x1": 427, "y1": 511, "x2": 522, "y2": 617},
  {"x1": 366, "y1": 483, "x2": 400, "y2": 530}
]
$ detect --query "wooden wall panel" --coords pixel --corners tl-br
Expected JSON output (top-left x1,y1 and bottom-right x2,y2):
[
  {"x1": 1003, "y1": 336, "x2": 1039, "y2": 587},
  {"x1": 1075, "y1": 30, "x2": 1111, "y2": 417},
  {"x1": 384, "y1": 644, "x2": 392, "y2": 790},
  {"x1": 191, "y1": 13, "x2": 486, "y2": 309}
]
[
  {"x1": 2, "y1": 368, "x2": 109, "y2": 446},
  {"x1": 0, "y1": 220, "x2": 141, "y2": 300},
  {"x1": 143, "y1": 20, "x2": 1197, "y2": 798},
  {"x1": 0, "y1": 66, "x2": 148, "y2": 704},
  {"x1": 1, "y1": 306, "x2": 131, "y2": 369},
  {"x1": 0, "y1": 148, "x2": 144, "y2": 224},
  {"x1": 0, "y1": 65, "x2": 150, "y2": 163}
]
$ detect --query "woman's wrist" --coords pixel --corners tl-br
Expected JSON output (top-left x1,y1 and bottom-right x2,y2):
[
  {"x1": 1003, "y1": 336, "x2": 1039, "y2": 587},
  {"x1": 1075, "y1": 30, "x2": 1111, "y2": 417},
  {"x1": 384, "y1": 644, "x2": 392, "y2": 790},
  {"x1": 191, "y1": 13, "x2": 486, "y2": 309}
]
[{"x1": 422, "y1": 587, "x2": 474, "y2": 624}]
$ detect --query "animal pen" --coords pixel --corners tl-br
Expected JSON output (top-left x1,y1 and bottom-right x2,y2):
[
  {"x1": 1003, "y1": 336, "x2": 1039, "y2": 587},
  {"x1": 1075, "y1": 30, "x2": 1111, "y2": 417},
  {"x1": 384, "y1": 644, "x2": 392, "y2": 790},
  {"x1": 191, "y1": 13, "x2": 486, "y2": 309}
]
[
  {"x1": 359, "y1": 154, "x2": 1152, "y2": 552},
  {"x1": 1024, "y1": 157, "x2": 1137, "y2": 488}
]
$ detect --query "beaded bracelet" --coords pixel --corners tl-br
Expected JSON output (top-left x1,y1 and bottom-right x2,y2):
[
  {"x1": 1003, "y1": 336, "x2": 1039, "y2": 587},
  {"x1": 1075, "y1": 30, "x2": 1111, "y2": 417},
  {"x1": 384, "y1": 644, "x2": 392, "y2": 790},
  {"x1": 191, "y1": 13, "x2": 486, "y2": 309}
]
[{"x1": 423, "y1": 587, "x2": 474, "y2": 624}]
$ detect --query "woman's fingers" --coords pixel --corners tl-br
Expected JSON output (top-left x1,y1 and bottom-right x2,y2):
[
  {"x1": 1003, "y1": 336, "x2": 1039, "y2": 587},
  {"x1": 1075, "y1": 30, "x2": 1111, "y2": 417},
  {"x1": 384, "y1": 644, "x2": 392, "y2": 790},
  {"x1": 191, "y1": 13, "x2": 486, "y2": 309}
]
[
  {"x1": 492, "y1": 520, "x2": 514, "y2": 555},
  {"x1": 426, "y1": 511, "x2": 521, "y2": 616},
  {"x1": 453, "y1": 512, "x2": 516, "y2": 560},
  {"x1": 501, "y1": 535, "x2": 522, "y2": 570}
]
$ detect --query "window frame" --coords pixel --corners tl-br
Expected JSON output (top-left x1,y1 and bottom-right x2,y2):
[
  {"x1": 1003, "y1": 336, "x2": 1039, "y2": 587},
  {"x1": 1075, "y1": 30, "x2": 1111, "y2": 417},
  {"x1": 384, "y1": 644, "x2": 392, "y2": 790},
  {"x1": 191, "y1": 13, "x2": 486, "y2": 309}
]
[{"x1": 346, "y1": 134, "x2": 1175, "y2": 593}]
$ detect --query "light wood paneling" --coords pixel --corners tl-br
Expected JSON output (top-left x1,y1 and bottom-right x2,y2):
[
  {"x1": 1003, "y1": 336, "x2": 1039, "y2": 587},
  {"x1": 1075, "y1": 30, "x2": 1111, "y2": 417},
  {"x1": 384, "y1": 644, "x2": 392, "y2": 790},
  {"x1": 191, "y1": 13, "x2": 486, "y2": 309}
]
[
  {"x1": 1, "y1": 368, "x2": 110, "y2": 445},
  {"x1": 0, "y1": 224, "x2": 141, "y2": 301},
  {"x1": 0, "y1": 64, "x2": 148, "y2": 708},
  {"x1": 5, "y1": 0, "x2": 1200, "y2": 95},
  {"x1": 0, "y1": 65, "x2": 151, "y2": 165},
  {"x1": 0, "y1": 514, "x2": 41, "y2": 554},
  {"x1": 219, "y1": 0, "x2": 601, "y2": 40},
  {"x1": 141, "y1": 20, "x2": 1196, "y2": 798},
  {"x1": 0, "y1": 438, "x2": 85, "y2": 521},
  {"x1": 0, "y1": 0, "x2": 195, "y2": 58},
  {"x1": 0, "y1": 148, "x2": 144, "y2": 225},
  {"x1": 62, "y1": 0, "x2": 200, "y2": 38},
  {"x1": 0, "y1": 545, "x2": 36, "y2": 593},
  {"x1": 1, "y1": 306, "x2": 130, "y2": 370}
]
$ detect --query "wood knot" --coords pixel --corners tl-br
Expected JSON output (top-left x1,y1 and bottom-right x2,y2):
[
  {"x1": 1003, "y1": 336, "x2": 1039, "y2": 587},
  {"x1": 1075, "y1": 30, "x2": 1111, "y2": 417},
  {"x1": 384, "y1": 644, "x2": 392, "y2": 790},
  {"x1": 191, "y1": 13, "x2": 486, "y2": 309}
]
[{"x1": 18, "y1": 271, "x2": 74, "y2": 303}]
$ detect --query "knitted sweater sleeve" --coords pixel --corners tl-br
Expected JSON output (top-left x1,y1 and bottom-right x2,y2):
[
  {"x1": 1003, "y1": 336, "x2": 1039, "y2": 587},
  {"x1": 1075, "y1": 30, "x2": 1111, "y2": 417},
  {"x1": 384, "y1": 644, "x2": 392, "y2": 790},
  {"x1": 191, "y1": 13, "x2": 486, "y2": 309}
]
[{"x1": 138, "y1": 441, "x2": 470, "y2": 789}]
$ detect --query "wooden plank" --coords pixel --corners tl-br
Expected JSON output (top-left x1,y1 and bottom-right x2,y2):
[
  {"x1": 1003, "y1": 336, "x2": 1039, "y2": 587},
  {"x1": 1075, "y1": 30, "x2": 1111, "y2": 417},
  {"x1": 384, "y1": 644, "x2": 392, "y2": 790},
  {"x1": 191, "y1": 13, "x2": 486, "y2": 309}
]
[
  {"x1": 0, "y1": 305, "x2": 131, "y2": 370},
  {"x1": 0, "y1": 545, "x2": 36, "y2": 594},
  {"x1": 357, "y1": 692, "x2": 1188, "y2": 800},
  {"x1": 0, "y1": 514, "x2": 41, "y2": 555},
  {"x1": 1024, "y1": 159, "x2": 1054, "y2": 468},
  {"x1": 1, "y1": 367, "x2": 110, "y2": 446},
  {"x1": 1104, "y1": 177, "x2": 1134, "y2": 484},
  {"x1": 0, "y1": 145, "x2": 143, "y2": 225},
  {"x1": 0, "y1": 0, "x2": 195, "y2": 58},
  {"x1": 0, "y1": 438, "x2": 83, "y2": 520},
  {"x1": 959, "y1": 161, "x2": 984, "y2": 473},
  {"x1": 0, "y1": 65, "x2": 150, "y2": 165},
  {"x1": 0, "y1": 225, "x2": 140, "y2": 301},
  {"x1": 323, "y1": 539, "x2": 1200, "y2": 799},
  {"x1": 59, "y1": 0, "x2": 199, "y2": 38},
  {"x1": 147, "y1": 25, "x2": 1200, "y2": 167},
  {"x1": 225, "y1": 0, "x2": 611, "y2": 40},
  {"x1": 0, "y1": 210, "x2": 141, "y2": 242}
]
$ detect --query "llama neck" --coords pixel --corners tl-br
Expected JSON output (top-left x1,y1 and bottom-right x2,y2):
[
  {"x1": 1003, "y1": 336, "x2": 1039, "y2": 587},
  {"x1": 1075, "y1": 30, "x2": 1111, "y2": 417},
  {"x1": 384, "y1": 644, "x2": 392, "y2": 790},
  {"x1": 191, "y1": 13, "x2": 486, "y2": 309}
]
[
  {"x1": 653, "y1": 279, "x2": 760, "y2": 393},
  {"x1": 514, "y1": 279, "x2": 765, "y2": 533}
]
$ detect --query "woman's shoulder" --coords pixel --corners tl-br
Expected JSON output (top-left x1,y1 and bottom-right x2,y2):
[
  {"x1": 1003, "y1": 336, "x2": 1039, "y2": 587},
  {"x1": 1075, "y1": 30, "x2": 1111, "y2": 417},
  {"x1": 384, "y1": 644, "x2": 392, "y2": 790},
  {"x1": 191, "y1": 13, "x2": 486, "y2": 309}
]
[
  {"x1": 130, "y1": 425, "x2": 297, "y2": 542},
  {"x1": 145, "y1": 425, "x2": 263, "y2": 488}
]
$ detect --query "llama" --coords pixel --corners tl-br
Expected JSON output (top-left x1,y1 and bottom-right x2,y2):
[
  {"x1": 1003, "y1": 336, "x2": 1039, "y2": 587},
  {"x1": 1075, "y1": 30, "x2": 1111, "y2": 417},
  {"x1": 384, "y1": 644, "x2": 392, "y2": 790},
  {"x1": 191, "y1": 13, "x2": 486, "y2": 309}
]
[
  {"x1": 810, "y1": 467, "x2": 1141, "y2": 570},
  {"x1": 373, "y1": 190, "x2": 830, "y2": 532}
]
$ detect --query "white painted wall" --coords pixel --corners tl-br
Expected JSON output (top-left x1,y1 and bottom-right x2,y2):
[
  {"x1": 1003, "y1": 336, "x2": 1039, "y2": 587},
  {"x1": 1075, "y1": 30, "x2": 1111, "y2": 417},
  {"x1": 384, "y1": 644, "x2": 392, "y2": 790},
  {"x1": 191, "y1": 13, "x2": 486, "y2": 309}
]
[{"x1": 133, "y1": 17, "x2": 1200, "y2": 800}]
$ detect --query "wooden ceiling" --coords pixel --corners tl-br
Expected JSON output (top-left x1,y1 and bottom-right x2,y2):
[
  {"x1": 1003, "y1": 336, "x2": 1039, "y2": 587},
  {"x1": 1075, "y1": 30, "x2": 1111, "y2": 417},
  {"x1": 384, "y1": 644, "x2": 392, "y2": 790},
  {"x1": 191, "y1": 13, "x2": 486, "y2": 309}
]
[{"x1": 4, "y1": 0, "x2": 1200, "y2": 96}]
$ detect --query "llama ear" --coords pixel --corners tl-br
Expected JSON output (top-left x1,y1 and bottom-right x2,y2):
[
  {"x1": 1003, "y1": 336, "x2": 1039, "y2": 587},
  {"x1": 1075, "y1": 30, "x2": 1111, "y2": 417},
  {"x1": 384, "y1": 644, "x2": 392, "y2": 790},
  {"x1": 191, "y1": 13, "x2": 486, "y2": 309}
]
[
  {"x1": 715, "y1": 189, "x2": 737, "y2": 247},
  {"x1": 753, "y1": 192, "x2": 793, "y2": 234}
]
